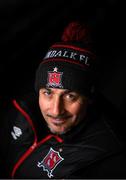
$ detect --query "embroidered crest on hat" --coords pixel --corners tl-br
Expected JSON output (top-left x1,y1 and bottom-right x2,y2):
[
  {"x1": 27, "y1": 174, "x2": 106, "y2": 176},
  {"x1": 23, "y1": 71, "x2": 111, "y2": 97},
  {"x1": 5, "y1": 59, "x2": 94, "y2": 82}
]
[{"x1": 46, "y1": 67, "x2": 63, "y2": 88}]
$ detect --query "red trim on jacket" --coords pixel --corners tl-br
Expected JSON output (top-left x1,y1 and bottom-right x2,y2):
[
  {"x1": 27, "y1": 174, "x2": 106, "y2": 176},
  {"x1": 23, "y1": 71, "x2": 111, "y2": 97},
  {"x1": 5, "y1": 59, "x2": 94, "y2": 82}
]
[
  {"x1": 37, "y1": 134, "x2": 63, "y2": 147},
  {"x1": 12, "y1": 100, "x2": 38, "y2": 139}
]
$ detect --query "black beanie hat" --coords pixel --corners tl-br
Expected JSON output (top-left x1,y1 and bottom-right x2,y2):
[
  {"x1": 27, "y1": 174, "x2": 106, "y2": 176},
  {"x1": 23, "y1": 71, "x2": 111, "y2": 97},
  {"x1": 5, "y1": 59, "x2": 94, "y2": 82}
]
[{"x1": 35, "y1": 21, "x2": 96, "y2": 96}]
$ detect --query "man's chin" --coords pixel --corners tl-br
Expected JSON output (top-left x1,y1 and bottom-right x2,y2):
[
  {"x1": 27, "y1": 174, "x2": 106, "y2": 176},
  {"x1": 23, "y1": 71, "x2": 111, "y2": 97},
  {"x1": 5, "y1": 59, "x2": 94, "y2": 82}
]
[{"x1": 48, "y1": 125, "x2": 70, "y2": 135}]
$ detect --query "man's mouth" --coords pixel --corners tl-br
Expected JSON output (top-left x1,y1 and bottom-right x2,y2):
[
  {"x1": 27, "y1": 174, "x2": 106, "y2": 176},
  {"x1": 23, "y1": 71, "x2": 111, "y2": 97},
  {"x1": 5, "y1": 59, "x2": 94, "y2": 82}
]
[
  {"x1": 47, "y1": 114, "x2": 71, "y2": 125},
  {"x1": 51, "y1": 118, "x2": 66, "y2": 125}
]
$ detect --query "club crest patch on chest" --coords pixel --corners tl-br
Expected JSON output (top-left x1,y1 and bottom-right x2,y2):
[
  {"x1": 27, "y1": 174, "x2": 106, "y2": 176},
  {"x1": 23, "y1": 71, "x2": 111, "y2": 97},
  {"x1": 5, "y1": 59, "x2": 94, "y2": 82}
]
[
  {"x1": 37, "y1": 147, "x2": 64, "y2": 178},
  {"x1": 47, "y1": 67, "x2": 63, "y2": 88}
]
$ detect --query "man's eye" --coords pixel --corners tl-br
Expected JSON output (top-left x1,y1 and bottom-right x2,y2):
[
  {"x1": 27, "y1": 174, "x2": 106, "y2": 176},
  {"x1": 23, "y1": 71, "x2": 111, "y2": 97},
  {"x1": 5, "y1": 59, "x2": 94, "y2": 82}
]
[
  {"x1": 41, "y1": 89, "x2": 52, "y2": 96},
  {"x1": 65, "y1": 94, "x2": 77, "y2": 101},
  {"x1": 44, "y1": 91, "x2": 51, "y2": 96}
]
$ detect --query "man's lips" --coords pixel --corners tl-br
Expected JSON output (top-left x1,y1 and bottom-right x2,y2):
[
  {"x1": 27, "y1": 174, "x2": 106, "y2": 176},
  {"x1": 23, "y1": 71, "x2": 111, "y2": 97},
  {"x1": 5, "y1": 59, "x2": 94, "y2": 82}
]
[
  {"x1": 47, "y1": 115, "x2": 71, "y2": 124},
  {"x1": 50, "y1": 118, "x2": 66, "y2": 125}
]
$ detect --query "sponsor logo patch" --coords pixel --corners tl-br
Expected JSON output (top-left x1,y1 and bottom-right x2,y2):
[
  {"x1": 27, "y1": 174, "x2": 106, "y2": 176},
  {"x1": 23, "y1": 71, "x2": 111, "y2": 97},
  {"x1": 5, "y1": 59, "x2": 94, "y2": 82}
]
[{"x1": 11, "y1": 126, "x2": 22, "y2": 140}]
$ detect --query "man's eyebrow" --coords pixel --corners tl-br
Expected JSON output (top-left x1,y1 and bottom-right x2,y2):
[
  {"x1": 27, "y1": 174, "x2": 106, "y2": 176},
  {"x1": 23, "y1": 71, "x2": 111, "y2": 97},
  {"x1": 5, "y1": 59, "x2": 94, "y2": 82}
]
[
  {"x1": 45, "y1": 87, "x2": 52, "y2": 92},
  {"x1": 45, "y1": 87, "x2": 51, "y2": 90},
  {"x1": 63, "y1": 90, "x2": 84, "y2": 98},
  {"x1": 63, "y1": 90, "x2": 77, "y2": 94},
  {"x1": 41, "y1": 87, "x2": 51, "y2": 92}
]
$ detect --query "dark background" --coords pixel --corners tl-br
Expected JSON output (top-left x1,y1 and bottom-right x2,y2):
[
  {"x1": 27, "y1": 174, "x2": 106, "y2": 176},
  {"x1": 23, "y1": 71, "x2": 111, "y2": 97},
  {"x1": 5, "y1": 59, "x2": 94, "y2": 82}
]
[
  {"x1": 0, "y1": 1, "x2": 126, "y2": 178},
  {"x1": 0, "y1": 0, "x2": 126, "y2": 119}
]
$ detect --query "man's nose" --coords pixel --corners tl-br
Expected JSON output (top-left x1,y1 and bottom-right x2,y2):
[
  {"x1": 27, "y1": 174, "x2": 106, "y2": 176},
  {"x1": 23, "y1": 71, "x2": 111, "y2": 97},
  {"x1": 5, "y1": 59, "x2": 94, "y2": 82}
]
[{"x1": 51, "y1": 96, "x2": 65, "y2": 117}]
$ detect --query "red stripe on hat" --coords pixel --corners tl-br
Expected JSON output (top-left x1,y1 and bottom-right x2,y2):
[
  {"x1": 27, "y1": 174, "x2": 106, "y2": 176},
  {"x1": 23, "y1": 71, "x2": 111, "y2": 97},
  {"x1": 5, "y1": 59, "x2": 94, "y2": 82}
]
[
  {"x1": 41, "y1": 58, "x2": 89, "y2": 68},
  {"x1": 51, "y1": 44, "x2": 95, "y2": 58}
]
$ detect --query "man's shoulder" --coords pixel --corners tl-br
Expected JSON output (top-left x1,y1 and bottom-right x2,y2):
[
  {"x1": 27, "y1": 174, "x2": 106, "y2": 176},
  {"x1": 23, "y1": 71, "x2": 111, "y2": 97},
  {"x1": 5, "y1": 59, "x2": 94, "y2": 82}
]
[
  {"x1": 1, "y1": 92, "x2": 42, "y2": 133},
  {"x1": 3, "y1": 92, "x2": 39, "y2": 118}
]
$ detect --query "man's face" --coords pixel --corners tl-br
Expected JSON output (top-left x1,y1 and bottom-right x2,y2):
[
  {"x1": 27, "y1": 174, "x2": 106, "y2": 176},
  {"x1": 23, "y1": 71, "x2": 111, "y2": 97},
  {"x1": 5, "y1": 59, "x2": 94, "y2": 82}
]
[{"x1": 39, "y1": 88, "x2": 89, "y2": 135}]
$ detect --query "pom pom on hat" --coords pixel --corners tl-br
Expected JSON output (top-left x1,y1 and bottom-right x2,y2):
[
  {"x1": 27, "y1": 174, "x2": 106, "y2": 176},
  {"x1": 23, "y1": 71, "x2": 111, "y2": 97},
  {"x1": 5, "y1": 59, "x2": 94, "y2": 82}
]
[
  {"x1": 35, "y1": 21, "x2": 96, "y2": 96},
  {"x1": 61, "y1": 21, "x2": 92, "y2": 44}
]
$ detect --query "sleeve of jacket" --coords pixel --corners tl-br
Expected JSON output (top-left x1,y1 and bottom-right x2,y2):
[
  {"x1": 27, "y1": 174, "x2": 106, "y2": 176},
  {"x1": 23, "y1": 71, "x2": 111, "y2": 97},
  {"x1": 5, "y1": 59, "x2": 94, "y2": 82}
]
[{"x1": 0, "y1": 98, "x2": 35, "y2": 178}]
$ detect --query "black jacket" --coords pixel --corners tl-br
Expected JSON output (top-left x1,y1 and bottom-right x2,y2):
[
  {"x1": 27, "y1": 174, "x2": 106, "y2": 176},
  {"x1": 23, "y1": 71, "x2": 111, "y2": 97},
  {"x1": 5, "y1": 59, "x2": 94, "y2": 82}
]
[{"x1": 0, "y1": 93, "x2": 126, "y2": 179}]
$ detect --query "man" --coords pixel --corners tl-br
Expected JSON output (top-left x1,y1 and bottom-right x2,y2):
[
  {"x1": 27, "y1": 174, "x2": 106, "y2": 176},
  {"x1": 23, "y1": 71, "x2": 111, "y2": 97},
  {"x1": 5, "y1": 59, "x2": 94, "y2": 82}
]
[{"x1": 1, "y1": 21, "x2": 126, "y2": 179}]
